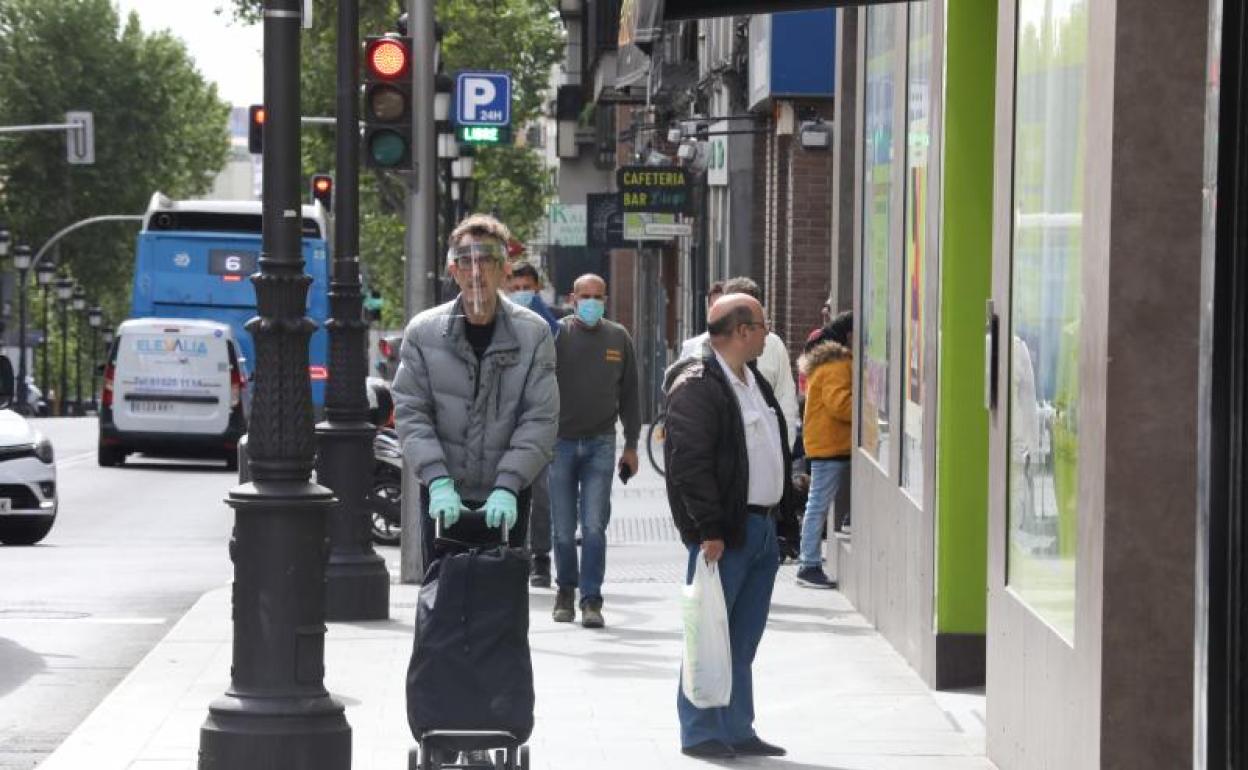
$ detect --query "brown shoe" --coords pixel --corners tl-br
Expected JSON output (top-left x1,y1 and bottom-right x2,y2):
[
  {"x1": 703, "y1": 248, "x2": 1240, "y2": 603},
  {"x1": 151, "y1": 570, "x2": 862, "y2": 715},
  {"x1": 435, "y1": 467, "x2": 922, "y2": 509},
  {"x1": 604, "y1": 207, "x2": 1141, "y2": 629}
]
[
  {"x1": 552, "y1": 587, "x2": 575, "y2": 623},
  {"x1": 580, "y1": 597, "x2": 604, "y2": 629}
]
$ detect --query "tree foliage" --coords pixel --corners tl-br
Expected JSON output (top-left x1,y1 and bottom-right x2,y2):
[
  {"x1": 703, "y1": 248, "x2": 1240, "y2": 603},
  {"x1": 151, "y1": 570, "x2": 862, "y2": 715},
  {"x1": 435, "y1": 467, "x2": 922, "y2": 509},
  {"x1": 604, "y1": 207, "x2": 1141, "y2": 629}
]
[
  {"x1": 0, "y1": 0, "x2": 231, "y2": 324},
  {"x1": 226, "y1": 0, "x2": 562, "y2": 319}
]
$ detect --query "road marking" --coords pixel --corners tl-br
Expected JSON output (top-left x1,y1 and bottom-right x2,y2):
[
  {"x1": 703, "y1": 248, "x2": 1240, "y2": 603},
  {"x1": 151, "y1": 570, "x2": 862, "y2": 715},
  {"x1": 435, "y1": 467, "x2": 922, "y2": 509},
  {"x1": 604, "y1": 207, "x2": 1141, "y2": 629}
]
[{"x1": 55, "y1": 450, "x2": 96, "y2": 470}]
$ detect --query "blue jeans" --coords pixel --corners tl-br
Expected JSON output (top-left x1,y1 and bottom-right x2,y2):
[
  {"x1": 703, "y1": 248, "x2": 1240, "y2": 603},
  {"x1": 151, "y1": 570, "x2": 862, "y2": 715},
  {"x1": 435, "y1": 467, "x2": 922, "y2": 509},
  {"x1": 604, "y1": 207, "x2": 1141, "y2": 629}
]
[
  {"x1": 800, "y1": 459, "x2": 850, "y2": 568},
  {"x1": 549, "y1": 435, "x2": 615, "y2": 603},
  {"x1": 677, "y1": 514, "x2": 780, "y2": 748}
]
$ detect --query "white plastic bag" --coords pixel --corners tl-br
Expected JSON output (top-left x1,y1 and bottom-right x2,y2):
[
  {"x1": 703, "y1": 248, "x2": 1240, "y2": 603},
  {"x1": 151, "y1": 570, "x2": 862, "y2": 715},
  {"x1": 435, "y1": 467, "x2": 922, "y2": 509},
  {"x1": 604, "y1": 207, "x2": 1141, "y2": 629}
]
[{"x1": 681, "y1": 557, "x2": 732, "y2": 708}]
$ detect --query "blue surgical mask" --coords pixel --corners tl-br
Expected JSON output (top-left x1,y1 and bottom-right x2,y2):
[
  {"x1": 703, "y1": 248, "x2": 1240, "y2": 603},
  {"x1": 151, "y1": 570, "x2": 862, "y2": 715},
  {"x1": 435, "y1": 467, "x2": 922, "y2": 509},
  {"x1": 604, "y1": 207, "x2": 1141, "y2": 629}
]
[
  {"x1": 576, "y1": 298, "x2": 606, "y2": 327},
  {"x1": 508, "y1": 290, "x2": 535, "y2": 307}
]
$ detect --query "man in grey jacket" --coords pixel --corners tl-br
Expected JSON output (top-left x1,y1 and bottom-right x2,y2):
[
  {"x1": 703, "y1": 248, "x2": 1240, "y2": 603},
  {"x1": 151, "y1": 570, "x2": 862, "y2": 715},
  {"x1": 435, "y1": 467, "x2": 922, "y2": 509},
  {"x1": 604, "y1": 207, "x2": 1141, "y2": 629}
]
[{"x1": 392, "y1": 214, "x2": 559, "y2": 567}]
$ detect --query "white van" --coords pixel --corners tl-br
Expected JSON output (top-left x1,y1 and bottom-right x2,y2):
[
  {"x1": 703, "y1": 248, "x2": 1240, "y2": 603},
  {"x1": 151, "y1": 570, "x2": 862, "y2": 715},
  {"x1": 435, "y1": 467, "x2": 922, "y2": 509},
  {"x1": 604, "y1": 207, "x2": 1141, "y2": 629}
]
[{"x1": 97, "y1": 318, "x2": 246, "y2": 468}]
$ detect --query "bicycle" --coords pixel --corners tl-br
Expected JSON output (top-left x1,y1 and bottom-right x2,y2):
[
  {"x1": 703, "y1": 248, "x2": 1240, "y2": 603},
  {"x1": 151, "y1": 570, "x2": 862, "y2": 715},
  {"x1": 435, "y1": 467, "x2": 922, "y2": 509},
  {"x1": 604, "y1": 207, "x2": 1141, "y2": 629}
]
[{"x1": 646, "y1": 414, "x2": 666, "y2": 476}]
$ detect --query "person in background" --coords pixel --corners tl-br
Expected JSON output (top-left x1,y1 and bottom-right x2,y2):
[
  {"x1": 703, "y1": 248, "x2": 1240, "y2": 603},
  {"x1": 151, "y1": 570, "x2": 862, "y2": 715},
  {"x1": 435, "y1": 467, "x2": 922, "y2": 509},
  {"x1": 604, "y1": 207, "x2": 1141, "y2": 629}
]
[
  {"x1": 549, "y1": 274, "x2": 641, "y2": 629},
  {"x1": 680, "y1": 277, "x2": 798, "y2": 434},
  {"x1": 679, "y1": 280, "x2": 725, "y2": 358},
  {"x1": 507, "y1": 260, "x2": 560, "y2": 587},
  {"x1": 664, "y1": 293, "x2": 791, "y2": 759},
  {"x1": 794, "y1": 311, "x2": 853, "y2": 588}
]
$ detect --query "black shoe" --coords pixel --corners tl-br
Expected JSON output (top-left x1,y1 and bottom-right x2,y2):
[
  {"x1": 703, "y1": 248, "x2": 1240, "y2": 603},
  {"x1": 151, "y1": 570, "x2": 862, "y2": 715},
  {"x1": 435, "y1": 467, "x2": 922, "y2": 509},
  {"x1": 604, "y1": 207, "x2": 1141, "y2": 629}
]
[
  {"x1": 796, "y1": 565, "x2": 837, "y2": 589},
  {"x1": 580, "y1": 597, "x2": 604, "y2": 628},
  {"x1": 681, "y1": 740, "x2": 736, "y2": 759},
  {"x1": 732, "y1": 736, "x2": 787, "y2": 756},
  {"x1": 552, "y1": 587, "x2": 575, "y2": 622},
  {"x1": 530, "y1": 558, "x2": 551, "y2": 588}
]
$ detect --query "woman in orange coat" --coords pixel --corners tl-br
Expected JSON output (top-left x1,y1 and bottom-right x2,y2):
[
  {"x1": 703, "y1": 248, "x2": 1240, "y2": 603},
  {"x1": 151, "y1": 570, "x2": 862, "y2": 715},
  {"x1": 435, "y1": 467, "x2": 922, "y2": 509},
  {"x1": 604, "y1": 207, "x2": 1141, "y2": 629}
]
[{"x1": 794, "y1": 312, "x2": 853, "y2": 588}]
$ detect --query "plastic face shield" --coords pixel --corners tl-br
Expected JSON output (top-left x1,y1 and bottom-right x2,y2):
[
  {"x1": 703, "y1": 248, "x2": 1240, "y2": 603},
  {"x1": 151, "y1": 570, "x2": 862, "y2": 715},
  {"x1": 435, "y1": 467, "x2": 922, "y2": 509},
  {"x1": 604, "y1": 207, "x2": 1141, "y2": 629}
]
[{"x1": 449, "y1": 241, "x2": 504, "y2": 315}]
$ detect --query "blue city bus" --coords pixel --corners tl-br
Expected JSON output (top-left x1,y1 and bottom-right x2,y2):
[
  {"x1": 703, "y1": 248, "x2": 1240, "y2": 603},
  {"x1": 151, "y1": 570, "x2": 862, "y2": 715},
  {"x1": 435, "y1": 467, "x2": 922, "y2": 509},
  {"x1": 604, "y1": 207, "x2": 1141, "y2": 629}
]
[{"x1": 129, "y1": 193, "x2": 331, "y2": 407}]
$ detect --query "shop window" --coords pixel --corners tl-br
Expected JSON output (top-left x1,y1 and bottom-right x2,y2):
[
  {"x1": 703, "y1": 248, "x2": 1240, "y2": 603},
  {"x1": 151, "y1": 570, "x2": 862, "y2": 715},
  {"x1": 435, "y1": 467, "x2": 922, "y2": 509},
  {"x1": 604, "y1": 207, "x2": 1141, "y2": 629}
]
[
  {"x1": 901, "y1": 2, "x2": 934, "y2": 499},
  {"x1": 859, "y1": 4, "x2": 898, "y2": 470},
  {"x1": 1007, "y1": 0, "x2": 1088, "y2": 643}
]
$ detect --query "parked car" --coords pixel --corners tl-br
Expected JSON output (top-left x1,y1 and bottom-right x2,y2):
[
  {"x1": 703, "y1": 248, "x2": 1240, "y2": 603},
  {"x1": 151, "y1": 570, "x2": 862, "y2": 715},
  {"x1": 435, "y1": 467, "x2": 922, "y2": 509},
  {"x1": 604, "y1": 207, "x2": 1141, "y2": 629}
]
[
  {"x1": 98, "y1": 318, "x2": 246, "y2": 469},
  {"x1": 0, "y1": 357, "x2": 58, "y2": 545}
]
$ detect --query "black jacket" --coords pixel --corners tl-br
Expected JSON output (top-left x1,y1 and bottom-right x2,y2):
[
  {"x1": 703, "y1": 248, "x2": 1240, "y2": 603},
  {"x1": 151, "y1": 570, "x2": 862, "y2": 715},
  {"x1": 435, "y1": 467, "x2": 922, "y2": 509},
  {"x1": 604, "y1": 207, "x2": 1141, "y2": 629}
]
[{"x1": 662, "y1": 344, "x2": 794, "y2": 549}]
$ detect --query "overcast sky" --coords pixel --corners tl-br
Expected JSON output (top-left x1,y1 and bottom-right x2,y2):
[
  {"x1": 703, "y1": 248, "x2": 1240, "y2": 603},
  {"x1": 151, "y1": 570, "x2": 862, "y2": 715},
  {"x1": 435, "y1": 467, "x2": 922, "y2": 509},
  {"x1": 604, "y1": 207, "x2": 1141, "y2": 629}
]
[{"x1": 112, "y1": 1, "x2": 262, "y2": 107}]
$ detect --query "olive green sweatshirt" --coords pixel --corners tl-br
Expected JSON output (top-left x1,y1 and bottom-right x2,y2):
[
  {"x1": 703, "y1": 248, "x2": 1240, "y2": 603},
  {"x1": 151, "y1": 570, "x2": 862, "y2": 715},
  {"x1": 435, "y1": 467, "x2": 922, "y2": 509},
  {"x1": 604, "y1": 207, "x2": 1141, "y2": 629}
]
[{"x1": 554, "y1": 316, "x2": 642, "y2": 449}]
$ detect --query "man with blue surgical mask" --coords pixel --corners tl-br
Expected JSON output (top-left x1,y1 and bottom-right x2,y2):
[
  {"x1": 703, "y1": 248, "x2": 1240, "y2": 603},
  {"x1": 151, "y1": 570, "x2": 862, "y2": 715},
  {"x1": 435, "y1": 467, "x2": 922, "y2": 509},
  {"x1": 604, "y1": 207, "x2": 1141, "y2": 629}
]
[
  {"x1": 549, "y1": 274, "x2": 641, "y2": 628},
  {"x1": 506, "y1": 261, "x2": 562, "y2": 340}
]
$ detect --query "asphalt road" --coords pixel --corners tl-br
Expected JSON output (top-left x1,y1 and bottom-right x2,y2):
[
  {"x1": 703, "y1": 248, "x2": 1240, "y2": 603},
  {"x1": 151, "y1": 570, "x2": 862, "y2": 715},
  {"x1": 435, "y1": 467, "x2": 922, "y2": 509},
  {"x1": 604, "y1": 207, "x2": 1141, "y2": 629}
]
[{"x1": 0, "y1": 417, "x2": 237, "y2": 769}]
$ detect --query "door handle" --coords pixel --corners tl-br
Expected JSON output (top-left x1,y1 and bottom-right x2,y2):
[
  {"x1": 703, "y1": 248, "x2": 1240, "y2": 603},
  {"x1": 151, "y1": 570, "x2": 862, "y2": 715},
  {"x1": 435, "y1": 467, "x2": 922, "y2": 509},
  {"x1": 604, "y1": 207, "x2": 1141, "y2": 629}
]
[{"x1": 985, "y1": 299, "x2": 1000, "y2": 412}]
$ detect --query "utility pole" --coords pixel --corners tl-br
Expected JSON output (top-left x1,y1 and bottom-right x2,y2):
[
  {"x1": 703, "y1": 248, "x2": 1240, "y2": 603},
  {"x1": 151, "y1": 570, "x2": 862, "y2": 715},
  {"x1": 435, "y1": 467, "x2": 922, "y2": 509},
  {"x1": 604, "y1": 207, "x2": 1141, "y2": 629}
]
[
  {"x1": 318, "y1": 0, "x2": 390, "y2": 620},
  {"x1": 400, "y1": 0, "x2": 438, "y2": 584},
  {"x1": 198, "y1": 1, "x2": 351, "y2": 766}
]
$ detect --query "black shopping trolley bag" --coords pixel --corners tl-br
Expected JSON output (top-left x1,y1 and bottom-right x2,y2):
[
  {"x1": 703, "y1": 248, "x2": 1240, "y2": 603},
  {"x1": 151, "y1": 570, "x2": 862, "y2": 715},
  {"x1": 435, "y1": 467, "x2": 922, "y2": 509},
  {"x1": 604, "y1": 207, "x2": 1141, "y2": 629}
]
[{"x1": 406, "y1": 543, "x2": 534, "y2": 745}]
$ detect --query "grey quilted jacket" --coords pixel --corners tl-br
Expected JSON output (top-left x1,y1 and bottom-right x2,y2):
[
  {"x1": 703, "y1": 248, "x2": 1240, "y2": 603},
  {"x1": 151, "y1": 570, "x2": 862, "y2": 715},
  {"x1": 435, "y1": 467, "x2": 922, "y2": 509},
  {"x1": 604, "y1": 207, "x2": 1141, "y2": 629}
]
[{"x1": 392, "y1": 295, "x2": 558, "y2": 501}]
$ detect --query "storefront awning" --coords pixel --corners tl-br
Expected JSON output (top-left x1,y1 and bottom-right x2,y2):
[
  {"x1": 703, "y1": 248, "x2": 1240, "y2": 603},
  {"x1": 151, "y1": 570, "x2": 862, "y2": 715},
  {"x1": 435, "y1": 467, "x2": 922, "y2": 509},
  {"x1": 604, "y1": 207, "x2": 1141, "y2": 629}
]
[{"x1": 660, "y1": 0, "x2": 866, "y2": 22}]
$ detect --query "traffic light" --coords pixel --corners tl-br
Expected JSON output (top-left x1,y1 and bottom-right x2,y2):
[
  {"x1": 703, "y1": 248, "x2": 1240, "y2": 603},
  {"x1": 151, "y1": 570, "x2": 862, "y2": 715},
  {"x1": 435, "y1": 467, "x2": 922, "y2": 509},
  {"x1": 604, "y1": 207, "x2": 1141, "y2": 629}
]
[
  {"x1": 310, "y1": 174, "x2": 333, "y2": 209},
  {"x1": 248, "y1": 104, "x2": 265, "y2": 154},
  {"x1": 362, "y1": 35, "x2": 413, "y2": 169}
]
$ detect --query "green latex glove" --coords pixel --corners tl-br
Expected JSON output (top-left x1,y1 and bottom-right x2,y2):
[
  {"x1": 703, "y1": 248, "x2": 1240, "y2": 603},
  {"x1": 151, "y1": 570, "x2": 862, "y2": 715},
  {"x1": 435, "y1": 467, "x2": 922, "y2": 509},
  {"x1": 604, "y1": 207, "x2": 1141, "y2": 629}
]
[
  {"x1": 484, "y1": 488, "x2": 518, "y2": 530},
  {"x1": 428, "y1": 477, "x2": 462, "y2": 527}
]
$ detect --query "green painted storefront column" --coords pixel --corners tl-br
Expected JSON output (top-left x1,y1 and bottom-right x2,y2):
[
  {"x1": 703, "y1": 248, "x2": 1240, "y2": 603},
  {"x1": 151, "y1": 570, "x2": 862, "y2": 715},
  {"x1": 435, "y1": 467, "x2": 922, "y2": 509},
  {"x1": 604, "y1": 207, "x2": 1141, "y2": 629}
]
[{"x1": 935, "y1": 0, "x2": 997, "y2": 637}]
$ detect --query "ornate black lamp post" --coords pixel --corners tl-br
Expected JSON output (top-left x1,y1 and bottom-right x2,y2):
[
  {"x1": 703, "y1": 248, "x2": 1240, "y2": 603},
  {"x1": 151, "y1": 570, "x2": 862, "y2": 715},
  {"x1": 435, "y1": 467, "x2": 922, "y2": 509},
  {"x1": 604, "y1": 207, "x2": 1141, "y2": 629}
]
[
  {"x1": 198, "y1": 0, "x2": 351, "y2": 766},
  {"x1": 35, "y1": 258, "x2": 55, "y2": 399},
  {"x1": 88, "y1": 306, "x2": 102, "y2": 411},
  {"x1": 317, "y1": 0, "x2": 390, "y2": 621},
  {"x1": 71, "y1": 286, "x2": 86, "y2": 415},
  {"x1": 54, "y1": 277, "x2": 73, "y2": 416},
  {"x1": 12, "y1": 244, "x2": 32, "y2": 413}
]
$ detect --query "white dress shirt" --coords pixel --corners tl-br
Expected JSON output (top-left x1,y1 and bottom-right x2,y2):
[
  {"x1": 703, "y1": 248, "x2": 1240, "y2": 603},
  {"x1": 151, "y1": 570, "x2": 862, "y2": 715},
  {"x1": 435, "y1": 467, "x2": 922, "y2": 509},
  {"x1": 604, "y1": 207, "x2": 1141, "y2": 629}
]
[
  {"x1": 713, "y1": 349, "x2": 785, "y2": 508},
  {"x1": 681, "y1": 331, "x2": 799, "y2": 434}
]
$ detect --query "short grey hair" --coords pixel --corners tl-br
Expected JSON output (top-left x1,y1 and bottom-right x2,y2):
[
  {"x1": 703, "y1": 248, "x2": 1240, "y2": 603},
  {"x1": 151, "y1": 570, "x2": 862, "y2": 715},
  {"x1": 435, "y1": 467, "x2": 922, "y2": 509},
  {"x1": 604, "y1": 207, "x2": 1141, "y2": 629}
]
[{"x1": 707, "y1": 305, "x2": 757, "y2": 337}]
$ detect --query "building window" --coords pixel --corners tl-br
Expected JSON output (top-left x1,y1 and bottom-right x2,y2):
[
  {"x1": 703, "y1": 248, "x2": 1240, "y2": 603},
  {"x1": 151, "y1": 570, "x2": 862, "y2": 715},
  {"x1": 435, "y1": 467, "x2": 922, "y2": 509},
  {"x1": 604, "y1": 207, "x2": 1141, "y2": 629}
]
[
  {"x1": 901, "y1": 2, "x2": 933, "y2": 500},
  {"x1": 859, "y1": 4, "x2": 898, "y2": 469},
  {"x1": 1007, "y1": 0, "x2": 1088, "y2": 642}
]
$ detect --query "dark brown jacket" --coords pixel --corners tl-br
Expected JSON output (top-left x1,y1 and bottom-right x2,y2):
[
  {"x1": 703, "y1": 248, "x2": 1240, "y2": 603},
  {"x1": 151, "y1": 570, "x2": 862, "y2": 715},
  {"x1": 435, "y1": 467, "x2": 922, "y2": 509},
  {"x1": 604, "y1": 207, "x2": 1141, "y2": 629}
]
[{"x1": 662, "y1": 343, "x2": 794, "y2": 548}]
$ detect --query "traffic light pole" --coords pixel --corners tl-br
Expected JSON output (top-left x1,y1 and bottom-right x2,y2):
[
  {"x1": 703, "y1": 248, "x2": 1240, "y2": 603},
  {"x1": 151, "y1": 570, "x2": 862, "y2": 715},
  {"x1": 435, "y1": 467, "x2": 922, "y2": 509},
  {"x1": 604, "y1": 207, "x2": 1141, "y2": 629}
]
[
  {"x1": 400, "y1": 0, "x2": 438, "y2": 584},
  {"x1": 198, "y1": 0, "x2": 351, "y2": 767},
  {"x1": 317, "y1": 0, "x2": 390, "y2": 621}
]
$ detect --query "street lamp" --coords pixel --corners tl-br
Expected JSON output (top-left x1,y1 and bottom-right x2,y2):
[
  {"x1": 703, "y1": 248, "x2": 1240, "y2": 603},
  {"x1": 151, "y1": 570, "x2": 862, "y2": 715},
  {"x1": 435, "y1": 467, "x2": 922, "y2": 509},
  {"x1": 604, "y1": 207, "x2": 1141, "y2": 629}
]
[
  {"x1": 0, "y1": 227, "x2": 10, "y2": 259},
  {"x1": 71, "y1": 286, "x2": 86, "y2": 416},
  {"x1": 54, "y1": 278, "x2": 73, "y2": 417},
  {"x1": 35, "y1": 259, "x2": 56, "y2": 404},
  {"x1": 12, "y1": 245, "x2": 32, "y2": 413},
  {"x1": 88, "y1": 306, "x2": 102, "y2": 412},
  {"x1": 199, "y1": 0, "x2": 351, "y2": 764}
]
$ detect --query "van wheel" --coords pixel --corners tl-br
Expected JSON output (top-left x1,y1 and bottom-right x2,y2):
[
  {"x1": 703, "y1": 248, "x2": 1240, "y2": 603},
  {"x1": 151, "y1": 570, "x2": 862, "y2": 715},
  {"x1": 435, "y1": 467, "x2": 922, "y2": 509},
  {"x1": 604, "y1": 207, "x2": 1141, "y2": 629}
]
[
  {"x1": 98, "y1": 445, "x2": 125, "y2": 467},
  {"x1": 0, "y1": 516, "x2": 55, "y2": 545}
]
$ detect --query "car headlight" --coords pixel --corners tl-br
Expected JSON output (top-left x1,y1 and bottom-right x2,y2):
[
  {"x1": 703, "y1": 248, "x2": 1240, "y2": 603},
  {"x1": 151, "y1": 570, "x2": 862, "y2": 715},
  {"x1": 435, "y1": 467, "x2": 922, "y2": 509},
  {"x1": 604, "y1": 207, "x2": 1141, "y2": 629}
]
[{"x1": 34, "y1": 437, "x2": 54, "y2": 464}]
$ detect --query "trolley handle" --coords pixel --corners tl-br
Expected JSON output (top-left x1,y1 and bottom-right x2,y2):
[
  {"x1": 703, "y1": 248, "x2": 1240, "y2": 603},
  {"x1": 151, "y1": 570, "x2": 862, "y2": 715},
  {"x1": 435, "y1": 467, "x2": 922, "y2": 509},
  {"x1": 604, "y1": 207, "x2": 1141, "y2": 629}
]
[{"x1": 434, "y1": 506, "x2": 510, "y2": 543}]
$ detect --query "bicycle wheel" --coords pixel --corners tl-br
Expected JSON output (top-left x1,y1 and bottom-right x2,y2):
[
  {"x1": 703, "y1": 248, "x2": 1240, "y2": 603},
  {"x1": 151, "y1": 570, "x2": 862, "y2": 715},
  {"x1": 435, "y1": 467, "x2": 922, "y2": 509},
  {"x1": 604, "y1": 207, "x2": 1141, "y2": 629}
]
[{"x1": 646, "y1": 418, "x2": 666, "y2": 476}]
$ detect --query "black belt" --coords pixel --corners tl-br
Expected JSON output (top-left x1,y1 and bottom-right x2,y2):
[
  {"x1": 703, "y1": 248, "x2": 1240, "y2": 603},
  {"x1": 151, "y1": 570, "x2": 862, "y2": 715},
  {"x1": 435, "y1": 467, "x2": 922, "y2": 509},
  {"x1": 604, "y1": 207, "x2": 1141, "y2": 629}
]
[{"x1": 747, "y1": 504, "x2": 780, "y2": 517}]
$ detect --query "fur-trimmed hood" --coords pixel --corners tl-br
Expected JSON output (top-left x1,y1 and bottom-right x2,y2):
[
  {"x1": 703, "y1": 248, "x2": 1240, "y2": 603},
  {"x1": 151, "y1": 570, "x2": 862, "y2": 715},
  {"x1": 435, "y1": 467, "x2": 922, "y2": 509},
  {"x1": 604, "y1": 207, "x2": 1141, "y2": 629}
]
[{"x1": 798, "y1": 340, "x2": 851, "y2": 377}]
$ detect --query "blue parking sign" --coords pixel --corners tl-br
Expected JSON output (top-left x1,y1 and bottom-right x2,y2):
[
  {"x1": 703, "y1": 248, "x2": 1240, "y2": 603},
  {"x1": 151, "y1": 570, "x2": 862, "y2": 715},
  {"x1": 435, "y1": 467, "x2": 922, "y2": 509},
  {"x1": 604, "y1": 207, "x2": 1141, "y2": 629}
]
[{"x1": 455, "y1": 71, "x2": 511, "y2": 127}]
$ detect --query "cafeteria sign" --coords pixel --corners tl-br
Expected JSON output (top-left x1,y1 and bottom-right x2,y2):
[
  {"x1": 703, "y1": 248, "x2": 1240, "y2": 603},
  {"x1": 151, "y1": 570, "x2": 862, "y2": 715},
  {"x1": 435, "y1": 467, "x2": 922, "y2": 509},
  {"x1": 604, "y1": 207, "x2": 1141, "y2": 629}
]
[{"x1": 617, "y1": 166, "x2": 693, "y2": 214}]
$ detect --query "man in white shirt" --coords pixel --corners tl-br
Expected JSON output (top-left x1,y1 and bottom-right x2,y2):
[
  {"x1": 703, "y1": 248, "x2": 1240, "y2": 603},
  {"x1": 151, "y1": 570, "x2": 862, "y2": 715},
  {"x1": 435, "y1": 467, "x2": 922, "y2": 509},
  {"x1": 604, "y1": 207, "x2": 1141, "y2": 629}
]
[
  {"x1": 679, "y1": 276, "x2": 798, "y2": 432},
  {"x1": 663, "y1": 293, "x2": 792, "y2": 759}
]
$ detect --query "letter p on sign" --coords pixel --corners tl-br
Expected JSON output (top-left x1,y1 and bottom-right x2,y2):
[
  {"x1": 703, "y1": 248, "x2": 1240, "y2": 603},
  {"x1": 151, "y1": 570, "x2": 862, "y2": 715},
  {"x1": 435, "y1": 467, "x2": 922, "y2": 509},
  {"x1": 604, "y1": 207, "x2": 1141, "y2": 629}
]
[{"x1": 455, "y1": 71, "x2": 511, "y2": 127}]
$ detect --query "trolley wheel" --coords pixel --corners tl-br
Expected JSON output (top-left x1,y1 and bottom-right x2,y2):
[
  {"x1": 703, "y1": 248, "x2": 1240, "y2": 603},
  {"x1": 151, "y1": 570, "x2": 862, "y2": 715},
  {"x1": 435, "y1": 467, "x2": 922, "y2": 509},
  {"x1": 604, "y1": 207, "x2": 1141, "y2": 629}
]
[{"x1": 519, "y1": 745, "x2": 530, "y2": 770}]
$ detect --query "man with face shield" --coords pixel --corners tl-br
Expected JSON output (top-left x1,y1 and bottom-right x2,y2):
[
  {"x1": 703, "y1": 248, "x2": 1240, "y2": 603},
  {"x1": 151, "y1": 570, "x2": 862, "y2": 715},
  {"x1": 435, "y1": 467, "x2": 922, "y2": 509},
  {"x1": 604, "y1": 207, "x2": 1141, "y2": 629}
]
[{"x1": 391, "y1": 214, "x2": 559, "y2": 568}]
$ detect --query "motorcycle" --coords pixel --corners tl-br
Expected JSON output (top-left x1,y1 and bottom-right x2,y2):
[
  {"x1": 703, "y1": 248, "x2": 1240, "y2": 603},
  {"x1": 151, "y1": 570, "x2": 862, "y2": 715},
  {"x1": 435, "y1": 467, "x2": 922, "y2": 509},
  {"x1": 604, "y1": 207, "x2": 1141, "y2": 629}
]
[{"x1": 370, "y1": 426, "x2": 403, "y2": 546}]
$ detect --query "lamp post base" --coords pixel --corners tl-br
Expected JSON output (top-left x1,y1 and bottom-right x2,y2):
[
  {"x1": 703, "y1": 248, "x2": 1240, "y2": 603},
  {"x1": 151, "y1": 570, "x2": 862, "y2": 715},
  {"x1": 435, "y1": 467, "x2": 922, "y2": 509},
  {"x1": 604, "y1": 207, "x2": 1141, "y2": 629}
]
[
  {"x1": 199, "y1": 694, "x2": 351, "y2": 770},
  {"x1": 325, "y1": 552, "x2": 391, "y2": 620}
]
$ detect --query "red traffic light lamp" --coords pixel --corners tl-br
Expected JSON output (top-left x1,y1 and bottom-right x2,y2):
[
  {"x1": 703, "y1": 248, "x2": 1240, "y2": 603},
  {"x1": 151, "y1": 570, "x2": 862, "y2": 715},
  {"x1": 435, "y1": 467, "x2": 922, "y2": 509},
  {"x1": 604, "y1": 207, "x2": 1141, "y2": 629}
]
[
  {"x1": 310, "y1": 174, "x2": 334, "y2": 209},
  {"x1": 248, "y1": 105, "x2": 265, "y2": 155},
  {"x1": 362, "y1": 35, "x2": 413, "y2": 169}
]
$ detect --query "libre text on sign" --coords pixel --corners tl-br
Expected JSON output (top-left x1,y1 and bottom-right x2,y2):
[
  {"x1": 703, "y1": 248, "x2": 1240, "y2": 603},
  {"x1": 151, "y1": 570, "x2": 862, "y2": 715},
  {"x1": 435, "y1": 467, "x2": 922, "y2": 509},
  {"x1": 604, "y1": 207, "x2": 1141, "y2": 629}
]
[{"x1": 617, "y1": 166, "x2": 693, "y2": 214}]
